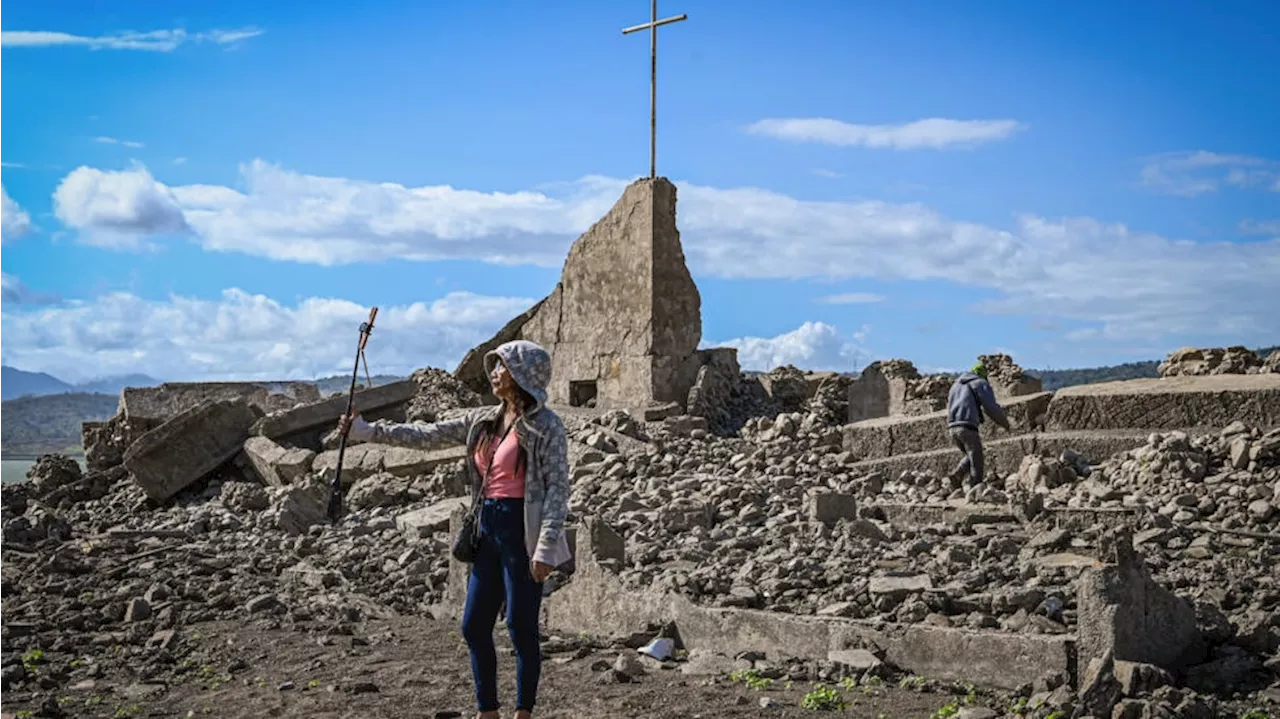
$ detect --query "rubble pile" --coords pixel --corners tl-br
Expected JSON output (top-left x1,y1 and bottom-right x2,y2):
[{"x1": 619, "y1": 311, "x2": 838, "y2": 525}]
[
  {"x1": 805, "y1": 374, "x2": 853, "y2": 427},
  {"x1": 879, "y1": 359, "x2": 952, "y2": 416},
  {"x1": 4, "y1": 357, "x2": 1280, "y2": 715},
  {"x1": 1158, "y1": 346, "x2": 1277, "y2": 378},
  {"x1": 404, "y1": 367, "x2": 483, "y2": 423},
  {"x1": 978, "y1": 353, "x2": 1044, "y2": 396},
  {"x1": 1, "y1": 369, "x2": 482, "y2": 706}
]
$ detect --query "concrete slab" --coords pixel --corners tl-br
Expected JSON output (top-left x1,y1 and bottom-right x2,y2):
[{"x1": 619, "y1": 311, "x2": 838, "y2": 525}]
[
  {"x1": 311, "y1": 444, "x2": 466, "y2": 485},
  {"x1": 873, "y1": 502, "x2": 1018, "y2": 530},
  {"x1": 467, "y1": 516, "x2": 1080, "y2": 691},
  {"x1": 123, "y1": 398, "x2": 258, "y2": 502},
  {"x1": 1044, "y1": 375, "x2": 1280, "y2": 432},
  {"x1": 251, "y1": 379, "x2": 416, "y2": 439},
  {"x1": 121, "y1": 381, "x2": 319, "y2": 423},
  {"x1": 849, "y1": 430, "x2": 1153, "y2": 479},
  {"x1": 843, "y1": 393, "x2": 1052, "y2": 461},
  {"x1": 241, "y1": 436, "x2": 315, "y2": 487},
  {"x1": 396, "y1": 496, "x2": 470, "y2": 539}
]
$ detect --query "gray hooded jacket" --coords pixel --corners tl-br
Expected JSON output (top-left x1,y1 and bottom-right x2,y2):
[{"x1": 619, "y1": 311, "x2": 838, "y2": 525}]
[
  {"x1": 354, "y1": 340, "x2": 573, "y2": 569},
  {"x1": 947, "y1": 372, "x2": 1010, "y2": 431}
]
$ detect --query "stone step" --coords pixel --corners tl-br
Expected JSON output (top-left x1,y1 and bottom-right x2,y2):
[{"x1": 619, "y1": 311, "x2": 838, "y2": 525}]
[
  {"x1": 1043, "y1": 374, "x2": 1280, "y2": 432},
  {"x1": 843, "y1": 393, "x2": 1051, "y2": 460},
  {"x1": 849, "y1": 429, "x2": 1154, "y2": 479},
  {"x1": 842, "y1": 375, "x2": 1280, "y2": 461}
]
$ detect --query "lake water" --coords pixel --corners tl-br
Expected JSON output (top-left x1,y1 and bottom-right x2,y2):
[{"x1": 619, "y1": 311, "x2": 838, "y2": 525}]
[{"x1": 2, "y1": 458, "x2": 87, "y2": 485}]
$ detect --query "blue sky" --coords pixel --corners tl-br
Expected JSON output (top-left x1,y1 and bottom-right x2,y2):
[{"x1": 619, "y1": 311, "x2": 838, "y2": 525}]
[{"x1": 2, "y1": 0, "x2": 1278, "y2": 383}]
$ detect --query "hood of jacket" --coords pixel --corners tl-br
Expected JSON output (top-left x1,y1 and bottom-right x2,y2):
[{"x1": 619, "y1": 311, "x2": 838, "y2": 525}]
[
  {"x1": 955, "y1": 371, "x2": 984, "y2": 385},
  {"x1": 484, "y1": 339, "x2": 552, "y2": 413}
]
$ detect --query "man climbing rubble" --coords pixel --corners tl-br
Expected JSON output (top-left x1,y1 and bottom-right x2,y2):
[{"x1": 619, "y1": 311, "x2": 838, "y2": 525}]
[{"x1": 946, "y1": 361, "x2": 1011, "y2": 487}]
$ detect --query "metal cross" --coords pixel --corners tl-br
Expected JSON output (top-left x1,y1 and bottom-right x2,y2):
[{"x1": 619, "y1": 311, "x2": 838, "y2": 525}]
[{"x1": 622, "y1": 0, "x2": 687, "y2": 179}]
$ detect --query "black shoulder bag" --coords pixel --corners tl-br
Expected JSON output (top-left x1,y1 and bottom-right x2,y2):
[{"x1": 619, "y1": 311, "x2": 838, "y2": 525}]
[{"x1": 451, "y1": 420, "x2": 515, "y2": 563}]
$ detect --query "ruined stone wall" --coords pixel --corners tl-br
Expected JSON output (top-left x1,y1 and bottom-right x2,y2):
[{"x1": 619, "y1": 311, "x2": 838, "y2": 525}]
[{"x1": 454, "y1": 178, "x2": 703, "y2": 410}]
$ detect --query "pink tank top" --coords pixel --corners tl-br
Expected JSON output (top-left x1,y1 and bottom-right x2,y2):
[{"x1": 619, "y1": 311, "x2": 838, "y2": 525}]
[{"x1": 475, "y1": 427, "x2": 525, "y2": 499}]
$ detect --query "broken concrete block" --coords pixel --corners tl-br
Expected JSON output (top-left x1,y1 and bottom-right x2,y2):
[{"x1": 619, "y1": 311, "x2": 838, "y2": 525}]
[
  {"x1": 265, "y1": 477, "x2": 330, "y2": 536},
  {"x1": 809, "y1": 492, "x2": 857, "y2": 524},
  {"x1": 827, "y1": 648, "x2": 883, "y2": 675},
  {"x1": 282, "y1": 561, "x2": 341, "y2": 590},
  {"x1": 251, "y1": 379, "x2": 416, "y2": 440},
  {"x1": 242, "y1": 436, "x2": 316, "y2": 487},
  {"x1": 120, "y1": 381, "x2": 318, "y2": 423},
  {"x1": 868, "y1": 574, "x2": 933, "y2": 601},
  {"x1": 123, "y1": 398, "x2": 258, "y2": 502},
  {"x1": 1076, "y1": 650, "x2": 1122, "y2": 719},
  {"x1": 1076, "y1": 528, "x2": 1206, "y2": 673},
  {"x1": 395, "y1": 497, "x2": 470, "y2": 539}
]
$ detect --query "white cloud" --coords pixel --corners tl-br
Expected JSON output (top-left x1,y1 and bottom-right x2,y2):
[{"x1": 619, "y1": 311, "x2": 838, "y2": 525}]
[
  {"x1": 1, "y1": 273, "x2": 60, "y2": 306},
  {"x1": 93, "y1": 136, "x2": 145, "y2": 149},
  {"x1": 47, "y1": 161, "x2": 1280, "y2": 346},
  {"x1": 818, "y1": 292, "x2": 885, "y2": 305},
  {"x1": 2, "y1": 186, "x2": 34, "y2": 241},
  {"x1": 1240, "y1": 219, "x2": 1280, "y2": 237},
  {"x1": 705, "y1": 321, "x2": 871, "y2": 372},
  {"x1": 173, "y1": 157, "x2": 188, "y2": 165},
  {"x1": 53, "y1": 164, "x2": 189, "y2": 248},
  {"x1": 744, "y1": 117, "x2": 1024, "y2": 150},
  {"x1": 1, "y1": 27, "x2": 264, "y2": 52},
  {"x1": 0, "y1": 287, "x2": 534, "y2": 384},
  {"x1": 1139, "y1": 151, "x2": 1280, "y2": 197}
]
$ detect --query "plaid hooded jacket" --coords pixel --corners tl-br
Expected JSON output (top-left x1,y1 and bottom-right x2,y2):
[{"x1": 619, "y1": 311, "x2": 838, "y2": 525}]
[{"x1": 358, "y1": 340, "x2": 573, "y2": 568}]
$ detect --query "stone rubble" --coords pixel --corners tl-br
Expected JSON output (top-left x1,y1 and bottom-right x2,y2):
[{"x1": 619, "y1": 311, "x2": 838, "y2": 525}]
[
  {"x1": 1159, "y1": 345, "x2": 1278, "y2": 378},
  {"x1": 4, "y1": 362, "x2": 1279, "y2": 718}
]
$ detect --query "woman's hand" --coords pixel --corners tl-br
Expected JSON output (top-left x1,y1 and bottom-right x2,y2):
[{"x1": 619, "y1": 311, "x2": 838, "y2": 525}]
[
  {"x1": 337, "y1": 411, "x2": 373, "y2": 442},
  {"x1": 337, "y1": 411, "x2": 357, "y2": 436},
  {"x1": 530, "y1": 561, "x2": 554, "y2": 583}
]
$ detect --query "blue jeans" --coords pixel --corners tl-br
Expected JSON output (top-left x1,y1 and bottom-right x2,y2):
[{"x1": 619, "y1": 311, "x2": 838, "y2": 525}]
[{"x1": 462, "y1": 498, "x2": 544, "y2": 712}]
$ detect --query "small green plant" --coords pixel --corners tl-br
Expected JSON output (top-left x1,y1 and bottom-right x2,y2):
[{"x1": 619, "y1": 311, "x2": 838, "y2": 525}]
[
  {"x1": 68, "y1": 657, "x2": 87, "y2": 669},
  {"x1": 839, "y1": 675, "x2": 858, "y2": 691},
  {"x1": 729, "y1": 668, "x2": 773, "y2": 691},
  {"x1": 21, "y1": 648, "x2": 45, "y2": 671},
  {"x1": 112, "y1": 705, "x2": 140, "y2": 719},
  {"x1": 930, "y1": 700, "x2": 961, "y2": 719},
  {"x1": 800, "y1": 685, "x2": 848, "y2": 711},
  {"x1": 84, "y1": 695, "x2": 104, "y2": 707},
  {"x1": 1239, "y1": 711, "x2": 1271, "y2": 719},
  {"x1": 307, "y1": 679, "x2": 321, "y2": 689},
  {"x1": 1044, "y1": 712, "x2": 1066, "y2": 719},
  {"x1": 16, "y1": 710, "x2": 34, "y2": 719}
]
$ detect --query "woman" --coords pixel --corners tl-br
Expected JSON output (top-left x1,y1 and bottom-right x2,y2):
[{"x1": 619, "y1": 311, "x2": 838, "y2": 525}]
[{"x1": 338, "y1": 339, "x2": 572, "y2": 719}]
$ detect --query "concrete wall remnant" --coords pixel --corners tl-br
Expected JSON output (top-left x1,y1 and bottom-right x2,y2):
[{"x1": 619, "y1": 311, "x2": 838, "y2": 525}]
[{"x1": 454, "y1": 177, "x2": 706, "y2": 412}]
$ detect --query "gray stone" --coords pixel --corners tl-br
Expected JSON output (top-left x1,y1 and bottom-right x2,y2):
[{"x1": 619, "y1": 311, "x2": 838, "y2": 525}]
[
  {"x1": 454, "y1": 178, "x2": 706, "y2": 410},
  {"x1": 125, "y1": 597, "x2": 151, "y2": 622},
  {"x1": 123, "y1": 398, "x2": 258, "y2": 502},
  {"x1": 827, "y1": 648, "x2": 882, "y2": 674},
  {"x1": 1076, "y1": 528, "x2": 1205, "y2": 673},
  {"x1": 242, "y1": 436, "x2": 315, "y2": 487},
  {"x1": 1112, "y1": 660, "x2": 1172, "y2": 697},
  {"x1": 868, "y1": 574, "x2": 932, "y2": 600},
  {"x1": 395, "y1": 497, "x2": 470, "y2": 539},
  {"x1": 251, "y1": 379, "x2": 416, "y2": 440},
  {"x1": 120, "y1": 380, "x2": 319, "y2": 423},
  {"x1": 809, "y1": 492, "x2": 857, "y2": 524},
  {"x1": 1077, "y1": 650, "x2": 1122, "y2": 719}
]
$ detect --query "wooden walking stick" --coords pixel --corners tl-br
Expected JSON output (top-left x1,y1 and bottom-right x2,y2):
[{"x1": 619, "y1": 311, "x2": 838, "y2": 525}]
[{"x1": 328, "y1": 306, "x2": 378, "y2": 522}]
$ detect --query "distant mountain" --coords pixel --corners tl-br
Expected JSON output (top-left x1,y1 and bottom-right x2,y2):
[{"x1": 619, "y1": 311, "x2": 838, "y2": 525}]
[
  {"x1": 76, "y1": 373, "x2": 163, "y2": 396},
  {"x1": 1, "y1": 366, "x2": 163, "y2": 401},
  {"x1": 1, "y1": 392, "x2": 119, "y2": 458},
  {"x1": 2, "y1": 366, "x2": 73, "y2": 400},
  {"x1": 311, "y1": 373, "x2": 407, "y2": 396}
]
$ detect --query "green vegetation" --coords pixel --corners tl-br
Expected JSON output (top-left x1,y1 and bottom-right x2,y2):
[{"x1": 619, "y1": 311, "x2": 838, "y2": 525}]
[
  {"x1": 1, "y1": 392, "x2": 116, "y2": 458},
  {"x1": 800, "y1": 685, "x2": 848, "y2": 711},
  {"x1": 729, "y1": 668, "x2": 773, "y2": 691}
]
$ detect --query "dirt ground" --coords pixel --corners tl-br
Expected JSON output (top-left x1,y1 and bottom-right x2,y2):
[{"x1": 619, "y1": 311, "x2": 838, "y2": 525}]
[{"x1": 1, "y1": 614, "x2": 989, "y2": 719}]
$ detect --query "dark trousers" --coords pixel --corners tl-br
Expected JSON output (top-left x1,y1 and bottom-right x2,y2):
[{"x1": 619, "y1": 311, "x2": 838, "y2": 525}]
[
  {"x1": 462, "y1": 498, "x2": 544, "y2": 713},
  {"x1": 948, "y1": 425, "x2": 985, "y2": 485}
]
